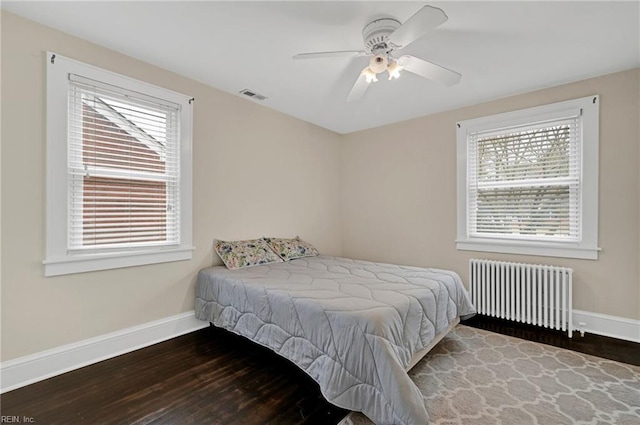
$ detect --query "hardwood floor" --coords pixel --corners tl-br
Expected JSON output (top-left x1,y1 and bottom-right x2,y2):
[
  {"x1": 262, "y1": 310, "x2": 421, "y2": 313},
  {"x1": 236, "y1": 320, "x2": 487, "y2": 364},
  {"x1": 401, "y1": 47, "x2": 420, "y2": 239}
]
[
  {"x1": 2, "y1": 317, "x2": 638, "y2": 424},
  {"x1": 464, "y1": 314, "x2": 640, "y2": 366},
  {"x1": 0, "y1": 325, "x2": 347, "y2": 425}
]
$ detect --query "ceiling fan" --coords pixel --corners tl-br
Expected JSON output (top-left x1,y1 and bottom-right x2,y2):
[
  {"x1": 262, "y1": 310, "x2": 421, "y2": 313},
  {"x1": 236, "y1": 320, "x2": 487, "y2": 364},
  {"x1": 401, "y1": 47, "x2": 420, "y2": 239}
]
[{"x1": 293, "y1": 5, "x2": 462, "y2": 102}]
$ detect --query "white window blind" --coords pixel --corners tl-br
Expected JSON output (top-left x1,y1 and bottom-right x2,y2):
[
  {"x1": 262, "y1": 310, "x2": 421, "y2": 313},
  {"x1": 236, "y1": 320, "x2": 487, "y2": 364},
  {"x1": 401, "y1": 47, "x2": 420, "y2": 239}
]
[
  {"x1": 467, "y1": 115, "x2": 581, "y2": 242},
  {"x1": 456, "y1": 96, "x2": 598, "y2": 260},
  {"x1": 46, "y1": 52, "x2": 193, "y2": 276},
  {"x1": 67, "y1": 75, "x2": 181, "y2": 251}
]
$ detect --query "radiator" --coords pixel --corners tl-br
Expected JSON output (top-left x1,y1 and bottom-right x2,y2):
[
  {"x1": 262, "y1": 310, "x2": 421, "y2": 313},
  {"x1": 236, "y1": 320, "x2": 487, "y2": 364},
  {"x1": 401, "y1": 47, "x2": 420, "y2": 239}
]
[{"x1": 469, "y1": 259, "x2": 573, "y2": 337}]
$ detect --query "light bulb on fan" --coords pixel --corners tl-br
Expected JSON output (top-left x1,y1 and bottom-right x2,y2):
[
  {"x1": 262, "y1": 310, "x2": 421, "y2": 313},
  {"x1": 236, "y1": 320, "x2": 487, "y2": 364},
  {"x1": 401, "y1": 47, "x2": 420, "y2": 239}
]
[
  {"x1": 369, "y1": 54, "x2": 389, "y2": 74},
  {"x1": 386, "y1": 60, "x2": 403, "y2": 80},
  {"x1": 361, "y1": 67, "x2": 378, "y2": 83}
]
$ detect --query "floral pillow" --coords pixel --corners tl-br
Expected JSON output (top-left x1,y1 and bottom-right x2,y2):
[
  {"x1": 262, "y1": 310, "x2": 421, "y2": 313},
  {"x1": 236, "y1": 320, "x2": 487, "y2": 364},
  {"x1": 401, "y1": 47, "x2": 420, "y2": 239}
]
[
  {"x1": 214, "y1": 238, "x2": 283, "y2": 270},
  {"x1": 264, "y1": 236, "x2": 319, "y2": 261}
]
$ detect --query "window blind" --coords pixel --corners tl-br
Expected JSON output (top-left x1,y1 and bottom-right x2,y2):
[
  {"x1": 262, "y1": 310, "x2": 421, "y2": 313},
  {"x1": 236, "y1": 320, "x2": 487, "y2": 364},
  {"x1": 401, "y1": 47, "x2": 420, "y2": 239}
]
[
  {"x1": 67, "y1": 76, "x2": 181, "y2": 251},
  {"x1": 467, "y1": 115, "x2": 581, "y2": 241}
]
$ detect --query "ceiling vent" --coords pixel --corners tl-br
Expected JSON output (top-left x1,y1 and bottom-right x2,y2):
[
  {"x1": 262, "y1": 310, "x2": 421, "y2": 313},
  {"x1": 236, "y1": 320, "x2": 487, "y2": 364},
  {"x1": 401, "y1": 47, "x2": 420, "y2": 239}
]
[{"x1": 239, "y1": 89, "x2": 268, "y2": 101}]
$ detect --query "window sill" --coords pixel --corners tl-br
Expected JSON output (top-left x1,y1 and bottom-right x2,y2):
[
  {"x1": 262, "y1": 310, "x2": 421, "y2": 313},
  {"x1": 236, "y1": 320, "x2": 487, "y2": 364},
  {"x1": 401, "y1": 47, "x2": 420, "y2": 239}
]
[
  {"x1": 43, "y1": 247, "x2": 195, "y2": 276},
  {"x1": 456, "y1": 239, "x2": 599, "y2": 260}
]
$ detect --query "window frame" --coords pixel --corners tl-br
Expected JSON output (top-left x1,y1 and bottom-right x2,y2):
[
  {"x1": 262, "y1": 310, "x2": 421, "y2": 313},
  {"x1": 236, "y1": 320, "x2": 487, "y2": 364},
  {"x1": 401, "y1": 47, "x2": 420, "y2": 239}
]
[
  {"x1": 44, "y1": 52, "x2": 193, "y2": 276},
  {"x1": 456, "y1": 95, "x2": 599, "y2": 260}
]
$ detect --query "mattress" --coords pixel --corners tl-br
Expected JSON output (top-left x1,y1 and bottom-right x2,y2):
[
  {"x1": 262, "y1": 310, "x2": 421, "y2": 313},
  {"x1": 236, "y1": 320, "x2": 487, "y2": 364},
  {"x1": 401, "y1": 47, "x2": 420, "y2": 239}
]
[{"x1": 195, "y1": 255, "x2": 476, "y2": 425}]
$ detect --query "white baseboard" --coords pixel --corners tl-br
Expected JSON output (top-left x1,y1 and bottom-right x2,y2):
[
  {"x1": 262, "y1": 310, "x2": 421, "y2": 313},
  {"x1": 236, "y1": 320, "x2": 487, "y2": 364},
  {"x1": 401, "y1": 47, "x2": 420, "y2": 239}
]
[
  {"x1": 1, "y1": 309, "x2": 636, "y2": 394},
  {"x1": 573, "y1": 309, "x2": 640, "y2": 343},
  {"x1": 0, "y1": 311, "x2": 209, "y2": 394}
]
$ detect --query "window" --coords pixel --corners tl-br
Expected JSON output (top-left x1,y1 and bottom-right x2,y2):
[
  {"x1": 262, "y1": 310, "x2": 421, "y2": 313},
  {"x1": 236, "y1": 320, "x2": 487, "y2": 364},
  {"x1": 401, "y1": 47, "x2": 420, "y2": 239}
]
[
  {"x1": 45, "y1": 52, "x2": 193, "y2": 276},
  {"x1": 456, "y1": 96, "x2": 599, "y2": 260}
]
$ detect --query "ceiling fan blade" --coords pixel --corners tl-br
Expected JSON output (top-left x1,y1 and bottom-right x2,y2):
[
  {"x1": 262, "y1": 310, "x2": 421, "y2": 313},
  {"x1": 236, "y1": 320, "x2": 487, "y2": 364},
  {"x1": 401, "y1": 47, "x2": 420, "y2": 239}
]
[
  {"x1": 398, "y1": 55, "x2": 461, "y2": 87},
  {"x1": 387, "y1": 6, "x2": 448, "y2": 49},
  {"x1": 346, "y1": 71, "x2": 370, "y2": 102},
  {"x1": 293, "y1": 50, "x2": 366, "y2": 60}
]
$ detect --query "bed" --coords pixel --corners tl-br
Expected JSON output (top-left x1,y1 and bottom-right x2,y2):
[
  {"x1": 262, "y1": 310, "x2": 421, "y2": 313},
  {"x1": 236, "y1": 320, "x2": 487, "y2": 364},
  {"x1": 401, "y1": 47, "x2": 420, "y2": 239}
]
[{"x1": 195, "y1": 255, "x2": 476, "y2": 425}]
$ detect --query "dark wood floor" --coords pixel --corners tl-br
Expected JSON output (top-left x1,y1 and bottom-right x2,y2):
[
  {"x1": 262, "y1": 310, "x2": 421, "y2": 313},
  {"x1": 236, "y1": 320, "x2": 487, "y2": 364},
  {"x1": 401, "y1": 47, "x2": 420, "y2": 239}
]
[
  {"x1": 2, "y1": 316, "x2": 638, "y2": 424},
  {"x1": 0, "y1": 326, "x2": 348, "y2": 425},
  {"x1": 464, "y1": 314, "x2": 640, "y2": 366}
]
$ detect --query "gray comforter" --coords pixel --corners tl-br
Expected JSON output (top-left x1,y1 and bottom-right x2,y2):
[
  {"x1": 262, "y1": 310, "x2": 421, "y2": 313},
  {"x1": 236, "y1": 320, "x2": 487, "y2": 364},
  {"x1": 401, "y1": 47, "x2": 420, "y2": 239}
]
[{"x1": 195, "y1": 255, "x2": 475, "y2": 425}]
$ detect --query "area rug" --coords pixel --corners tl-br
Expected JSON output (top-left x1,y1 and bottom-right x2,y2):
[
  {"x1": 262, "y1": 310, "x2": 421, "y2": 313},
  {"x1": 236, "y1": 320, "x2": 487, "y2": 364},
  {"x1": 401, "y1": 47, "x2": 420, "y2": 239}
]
[{"x1": 338, "y1": 325, "x2": 640, "y2": 425}]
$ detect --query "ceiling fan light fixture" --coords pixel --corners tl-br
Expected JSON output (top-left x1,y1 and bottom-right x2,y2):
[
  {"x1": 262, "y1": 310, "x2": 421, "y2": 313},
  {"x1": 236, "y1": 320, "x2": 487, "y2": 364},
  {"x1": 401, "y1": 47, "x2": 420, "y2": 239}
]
[
  {"x1": 361, "y1": 67, "x2": 378, "y2": 83},
  {"x1": 369, "y1": 54, "x2": 388, "y2": 74},
  {"x1": 387, "y1": 61, "x2": 403, "y2": 80},
  {"x1": 295, "y1": 5, "x2": 460, "y2": 102}
]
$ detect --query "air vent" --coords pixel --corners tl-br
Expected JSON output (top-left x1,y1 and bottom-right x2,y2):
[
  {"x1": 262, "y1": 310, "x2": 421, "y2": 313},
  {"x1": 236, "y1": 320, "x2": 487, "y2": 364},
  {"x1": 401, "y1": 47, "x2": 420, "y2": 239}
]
[{"x1": 239, "y1": 89, "x2": 268, "y2": 101}]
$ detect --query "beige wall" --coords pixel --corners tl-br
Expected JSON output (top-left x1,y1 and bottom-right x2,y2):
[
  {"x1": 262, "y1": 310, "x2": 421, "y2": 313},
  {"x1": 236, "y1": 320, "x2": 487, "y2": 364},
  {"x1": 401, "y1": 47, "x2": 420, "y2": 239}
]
[
  {"x1": 341, "y1": 68, "x2": 640, "y2": 321},
  {"x1": 0, "y1": 12, "x2": 343, "y2": 361}
]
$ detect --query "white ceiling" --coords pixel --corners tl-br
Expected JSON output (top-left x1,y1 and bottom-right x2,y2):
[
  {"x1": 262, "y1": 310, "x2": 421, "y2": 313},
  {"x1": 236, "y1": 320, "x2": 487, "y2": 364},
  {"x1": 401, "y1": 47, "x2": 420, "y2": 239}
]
[{"x1": 4, "y1": 1, "x2": 639, "y2": 134}]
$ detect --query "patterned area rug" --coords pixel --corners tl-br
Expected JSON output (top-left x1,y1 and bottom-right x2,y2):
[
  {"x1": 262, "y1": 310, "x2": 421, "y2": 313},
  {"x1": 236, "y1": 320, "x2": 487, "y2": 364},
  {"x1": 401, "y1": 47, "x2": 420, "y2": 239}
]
[{"x1": 338, "y1": 325, "x2": 640, "y2": 425}]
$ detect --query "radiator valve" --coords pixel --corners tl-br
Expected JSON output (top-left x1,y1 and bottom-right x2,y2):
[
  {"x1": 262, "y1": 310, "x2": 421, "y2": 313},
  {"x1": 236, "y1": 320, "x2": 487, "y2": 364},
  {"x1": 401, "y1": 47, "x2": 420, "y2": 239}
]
[{"x1": 578, "y1": 322, "x2": 586, "y2": 337}]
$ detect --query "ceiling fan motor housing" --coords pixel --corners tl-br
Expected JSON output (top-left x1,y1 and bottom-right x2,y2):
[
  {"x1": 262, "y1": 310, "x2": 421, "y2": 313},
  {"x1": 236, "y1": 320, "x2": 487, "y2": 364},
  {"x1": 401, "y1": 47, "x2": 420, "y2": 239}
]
[{"x1": 362, "y1": 18, "x2": 401, "y2": 54}]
